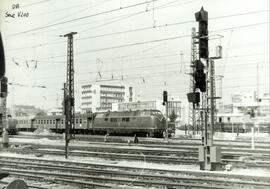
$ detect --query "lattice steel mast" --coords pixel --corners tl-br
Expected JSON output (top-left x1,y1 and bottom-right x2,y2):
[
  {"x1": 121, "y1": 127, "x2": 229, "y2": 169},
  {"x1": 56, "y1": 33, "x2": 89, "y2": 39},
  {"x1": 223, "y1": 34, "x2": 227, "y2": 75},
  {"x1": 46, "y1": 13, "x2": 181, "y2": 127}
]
[
  {"x1": 61, "y1": 32, "x2": 77, "y2": 159},
  {"x1": 188, "y1": 27, "x2": 200, "y2": 134}
]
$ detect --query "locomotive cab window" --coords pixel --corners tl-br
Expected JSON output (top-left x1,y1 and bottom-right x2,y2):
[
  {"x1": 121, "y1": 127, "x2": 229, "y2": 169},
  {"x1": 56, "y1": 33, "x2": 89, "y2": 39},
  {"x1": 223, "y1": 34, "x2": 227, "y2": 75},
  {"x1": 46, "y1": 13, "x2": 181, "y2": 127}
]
[{"x1": 122, "y1": 118, "x2": 130, "y2": 122}]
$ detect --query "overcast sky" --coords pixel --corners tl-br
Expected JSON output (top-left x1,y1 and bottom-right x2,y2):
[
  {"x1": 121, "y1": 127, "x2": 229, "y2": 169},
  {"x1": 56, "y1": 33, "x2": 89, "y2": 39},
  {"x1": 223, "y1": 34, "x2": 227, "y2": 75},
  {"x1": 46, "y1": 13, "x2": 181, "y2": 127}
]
[{"x1": 0, "y1": 0, "x2": 269, "y2": 112}]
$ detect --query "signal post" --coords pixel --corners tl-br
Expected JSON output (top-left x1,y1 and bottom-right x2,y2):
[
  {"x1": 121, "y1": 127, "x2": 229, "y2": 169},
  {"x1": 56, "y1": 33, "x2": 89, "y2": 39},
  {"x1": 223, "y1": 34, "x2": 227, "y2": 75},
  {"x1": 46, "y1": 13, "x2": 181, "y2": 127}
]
[
  {"x1": 163, "y1": 91, "x2": 168, "y2": 138},
  {"x1": 187, "y1": 7, "x2": 222, "y2": 171}
]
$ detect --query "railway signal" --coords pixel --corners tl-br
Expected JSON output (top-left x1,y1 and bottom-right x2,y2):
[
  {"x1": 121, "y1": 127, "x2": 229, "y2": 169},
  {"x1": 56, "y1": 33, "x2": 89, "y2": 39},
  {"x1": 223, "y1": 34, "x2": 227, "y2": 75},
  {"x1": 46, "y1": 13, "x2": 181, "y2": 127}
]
[
  {"x1": 195, "y1": 7, "x2": 208, "y2": 59},
  {"x1": 194, "y1": 60, "x2": 206, "y2": 92},
  {"x1": 163, "y1": 91, "x2": 168, "y2": 105},
  {"x1": 162, "y1": 91, "x2": 169, "y2": 136}
]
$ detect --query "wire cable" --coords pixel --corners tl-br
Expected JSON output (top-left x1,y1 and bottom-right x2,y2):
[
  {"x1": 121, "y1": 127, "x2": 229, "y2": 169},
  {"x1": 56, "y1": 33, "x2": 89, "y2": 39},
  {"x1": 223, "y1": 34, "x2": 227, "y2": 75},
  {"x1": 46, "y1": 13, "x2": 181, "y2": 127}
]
[
  {"x1": 34, "y1": 21, "x2": 269, "y2": 61},
  {"x1": 6, "y1": 0, "x2": 160, "y2": 37},
  {"x1": 6, "y1": 9, "x2": 268, "y2": 52}
]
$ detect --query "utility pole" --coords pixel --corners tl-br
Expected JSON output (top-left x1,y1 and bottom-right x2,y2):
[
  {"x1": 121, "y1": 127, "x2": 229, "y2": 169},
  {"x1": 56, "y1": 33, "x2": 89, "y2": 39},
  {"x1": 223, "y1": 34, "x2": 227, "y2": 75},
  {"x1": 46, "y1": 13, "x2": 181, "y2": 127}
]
[
  {"x1": 180, "y1": 51, "x2": 184, "y2": 73},
  {"x1": 256, "y1": 63, "x2": 260, "y2": 116},
  {"x1": 61, "y1": 32, "x2": 77, "y2": 159},
  {"x1": 216, "y1": 75, "x2": 224, "y2": 113},
  {"x1": 63, "y1": 83, "x2": 68, "y2": 159},
  {"x1": 0, "y1": 77, "x2": 8, "y2": 133},
  {"x1": 257, "y1": 63, "x2": 259, "y2": 99},
  {"x1": 0, "y1": 32, "x2": 8, "y2": 134}
]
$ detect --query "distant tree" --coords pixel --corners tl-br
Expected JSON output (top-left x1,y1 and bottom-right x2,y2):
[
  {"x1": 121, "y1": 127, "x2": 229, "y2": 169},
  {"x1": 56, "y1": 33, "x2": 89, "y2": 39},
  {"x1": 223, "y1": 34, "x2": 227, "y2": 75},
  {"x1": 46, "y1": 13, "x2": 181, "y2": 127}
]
[
  {"x1": 86, "y1": 109, "x2": 92, "y2": 114},
  {"x1": 36, "y1": 111, "x2": 47, "y2": 116},
  {"x1": 169, "y1": 110, "x2": 177, "y2": 122}
]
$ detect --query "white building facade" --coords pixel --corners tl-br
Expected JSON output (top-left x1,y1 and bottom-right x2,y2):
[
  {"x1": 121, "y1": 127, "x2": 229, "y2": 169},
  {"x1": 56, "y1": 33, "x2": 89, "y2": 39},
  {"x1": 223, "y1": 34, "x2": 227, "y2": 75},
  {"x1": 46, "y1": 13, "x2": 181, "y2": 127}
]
[
  {"x1": 218, "y1": 92, "x2": 270, "y2": 123},
  {"x1": 81, "y1": 84, "x2": 130, "y2": 113}
]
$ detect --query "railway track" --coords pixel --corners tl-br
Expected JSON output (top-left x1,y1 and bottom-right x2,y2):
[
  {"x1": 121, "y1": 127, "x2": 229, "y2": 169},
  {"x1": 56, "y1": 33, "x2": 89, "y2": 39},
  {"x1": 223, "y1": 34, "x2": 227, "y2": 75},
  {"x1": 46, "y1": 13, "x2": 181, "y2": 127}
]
[
  {"x1": 2, "y1": 141, "x2": 270, "y2": 169},
  {"x1": 0, "y1": 156, "x2": 269, "y2": 189},
  {"x1": 11, "y1": 133, "x2": 270, "y2": 150},
  {"x1": 8, "y1": 138, "x2": 270, "y2": 158},
  {"x1": 0, "y1": 180, "x2": 62, "y2": 189}
]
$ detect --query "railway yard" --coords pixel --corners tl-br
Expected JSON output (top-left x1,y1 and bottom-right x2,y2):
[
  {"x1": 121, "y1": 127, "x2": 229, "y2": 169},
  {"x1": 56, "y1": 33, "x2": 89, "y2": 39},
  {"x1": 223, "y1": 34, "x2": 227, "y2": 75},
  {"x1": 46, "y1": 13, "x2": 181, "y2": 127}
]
[
  {"x1": 0, "y1": 131, "x2": 269, "y2": 189},
  {"x1": 0, "y1": 0, "x2": 269, "y2": 188}
]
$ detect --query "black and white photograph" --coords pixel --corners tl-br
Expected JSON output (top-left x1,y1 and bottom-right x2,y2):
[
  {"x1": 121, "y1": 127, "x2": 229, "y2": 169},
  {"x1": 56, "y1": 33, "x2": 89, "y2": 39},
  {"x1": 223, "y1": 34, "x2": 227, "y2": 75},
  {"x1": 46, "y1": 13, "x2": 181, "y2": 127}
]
[{"x1": 0, "y1": 0, "x2": 269, "y2": 188}]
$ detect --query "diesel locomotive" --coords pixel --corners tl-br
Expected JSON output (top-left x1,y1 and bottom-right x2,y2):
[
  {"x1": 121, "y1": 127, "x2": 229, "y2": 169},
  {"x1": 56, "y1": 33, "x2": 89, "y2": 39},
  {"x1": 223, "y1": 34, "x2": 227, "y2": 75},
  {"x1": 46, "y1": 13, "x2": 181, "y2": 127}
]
[{"x1": 15, "y1": 110, "x2": 169, "y2": 137}]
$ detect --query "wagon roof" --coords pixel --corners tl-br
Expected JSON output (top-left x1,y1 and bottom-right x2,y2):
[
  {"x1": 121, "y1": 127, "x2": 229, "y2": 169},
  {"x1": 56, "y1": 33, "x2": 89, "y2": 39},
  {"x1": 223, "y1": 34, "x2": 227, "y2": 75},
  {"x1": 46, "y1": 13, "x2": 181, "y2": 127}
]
[{"x1": 95, "y1": 109, "x2": 162, "y2": 117}]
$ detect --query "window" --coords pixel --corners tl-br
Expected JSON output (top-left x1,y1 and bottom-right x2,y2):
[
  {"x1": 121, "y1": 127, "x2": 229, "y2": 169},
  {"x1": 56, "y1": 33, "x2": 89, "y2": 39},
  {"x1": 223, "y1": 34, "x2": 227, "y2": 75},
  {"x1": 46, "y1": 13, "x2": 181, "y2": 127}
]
[
  {"x1": 110, "y1": 118, "x2": 117, "y2": 122},
  {"x1": 53, "y1": 120, "x2": 56, "y2": 124},
  {"x1": 80, "y1": 119, "x2": 82, "y2": 124},
  {"x1": 122, "y1": 117, "x2": 130, "y2": 122},
  {"x1": 50, "y1": 120, "x2": 52, "y2": 124},
  {"x1": 47, "y1": 120, "x2": 49, "y2": 124},
  {"x1": 76, "y1": 119, "x2": 78, "y2": 124},
  {"x1": 61, "y1": 119, "x2": 64, "y2": 124},
  {"x1": 104, "y1": 118, "x2": 108, "y2": 121}
]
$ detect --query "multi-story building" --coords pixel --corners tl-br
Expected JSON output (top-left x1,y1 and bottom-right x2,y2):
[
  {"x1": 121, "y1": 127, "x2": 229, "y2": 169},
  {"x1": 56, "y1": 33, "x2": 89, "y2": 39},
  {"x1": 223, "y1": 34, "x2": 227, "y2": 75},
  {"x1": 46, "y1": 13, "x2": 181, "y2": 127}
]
[
  {"x1": 218, "y1": 92, "x2": 270, "y2": 123},
  {"x1": 81, "y1": 84, "x2": 130, "y2": 113}
]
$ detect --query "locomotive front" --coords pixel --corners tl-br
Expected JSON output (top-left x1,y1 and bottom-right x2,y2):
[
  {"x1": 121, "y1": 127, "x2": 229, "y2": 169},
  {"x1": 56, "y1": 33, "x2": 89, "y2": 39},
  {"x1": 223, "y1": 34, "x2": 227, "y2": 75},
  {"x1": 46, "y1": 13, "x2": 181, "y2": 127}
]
[
  {"x1": 149, "y1": 110, "x2": 166, "y2": 137},
  {"x1": 6, "y1": 115, "x2": 17, "y2": 135}
]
